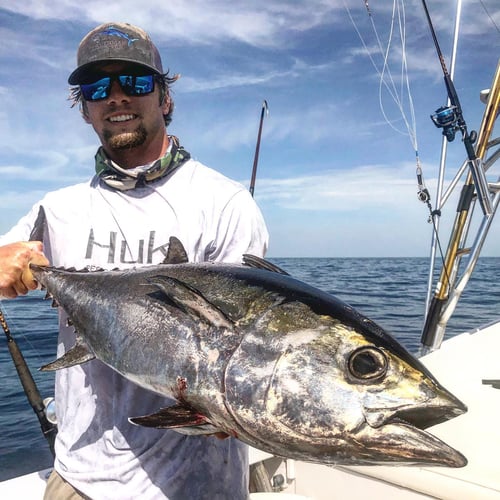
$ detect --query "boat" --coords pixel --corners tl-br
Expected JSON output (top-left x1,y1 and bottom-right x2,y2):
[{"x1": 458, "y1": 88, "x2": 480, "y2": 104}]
[
  {"x1": 1, "y1": 2, "x2": 499, "y2": 499},
  {"x1": 244, "y1": 1, "x2": 500, "y2": 497}
]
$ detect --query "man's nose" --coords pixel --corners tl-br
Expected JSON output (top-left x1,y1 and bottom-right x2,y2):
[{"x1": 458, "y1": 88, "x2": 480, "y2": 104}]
[{"x1": 107, "y1": 80, "x2": 129, "y2": 101}]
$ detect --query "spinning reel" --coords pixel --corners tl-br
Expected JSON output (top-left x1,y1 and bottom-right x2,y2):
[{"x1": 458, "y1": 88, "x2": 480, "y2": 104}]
[{"x1": 431, "y1": 105, "x2": 459, "y2": 142}]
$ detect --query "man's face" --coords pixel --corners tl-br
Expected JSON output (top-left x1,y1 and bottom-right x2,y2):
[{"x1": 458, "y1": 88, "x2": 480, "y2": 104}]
[{"x1": 81, "y1": 62, "x2": 170, "y2": 157}]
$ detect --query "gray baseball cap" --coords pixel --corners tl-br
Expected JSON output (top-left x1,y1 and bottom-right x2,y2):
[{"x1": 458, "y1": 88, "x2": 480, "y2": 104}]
[{"x1": 68, "y1": 23, "x2": 163, "y2": 84}]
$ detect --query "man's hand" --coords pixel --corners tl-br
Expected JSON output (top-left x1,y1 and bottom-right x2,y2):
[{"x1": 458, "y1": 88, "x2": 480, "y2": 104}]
[{"x1": 0, "y1": 242, "x2": 50, "y2": 298}]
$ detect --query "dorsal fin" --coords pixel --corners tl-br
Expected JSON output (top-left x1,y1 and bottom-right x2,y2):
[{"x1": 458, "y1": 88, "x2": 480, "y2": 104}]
[
  {"x1": 242, "y1": 254, "x2": 290, "y2": 275},
  {"x1": 29, "y1": 205, "x2": 47, "y2": 242},
  {"x1": 162, "y1": 236, "x2": 189, "y2": 264}
]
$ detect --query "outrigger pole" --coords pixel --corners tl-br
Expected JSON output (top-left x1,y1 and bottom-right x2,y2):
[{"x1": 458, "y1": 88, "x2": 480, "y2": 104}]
[
  {"x1": 421, "y1": 63, "x2": 500, "y2": 351},
  {"x1": 0, "y1": 206, "x2": 57, "y2": 456},
  {"x1": 249, "y1": 100, "x2": 269, "y2": 197},
  {"x1": 420, "y1": 0, "x2": 500, "y2": 350}
]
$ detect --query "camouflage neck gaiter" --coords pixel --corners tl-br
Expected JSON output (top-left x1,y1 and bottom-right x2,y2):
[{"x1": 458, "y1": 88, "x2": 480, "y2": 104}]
[{"x1": 94, "y1": 135, "x2": 191, "y2": 191}]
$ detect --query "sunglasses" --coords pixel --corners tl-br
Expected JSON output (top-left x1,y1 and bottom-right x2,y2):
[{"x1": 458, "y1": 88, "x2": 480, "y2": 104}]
[{"x1": 80, "y1": 74, "x2": 155, "y2": 101}]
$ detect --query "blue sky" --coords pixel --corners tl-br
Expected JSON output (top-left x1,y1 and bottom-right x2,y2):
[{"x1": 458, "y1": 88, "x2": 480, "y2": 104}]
[{"x1": 0, "y1": 1, "x2": 499, "y2": 257}]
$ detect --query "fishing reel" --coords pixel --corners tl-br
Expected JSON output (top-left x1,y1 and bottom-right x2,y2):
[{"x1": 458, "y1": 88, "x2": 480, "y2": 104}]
[
  {"x1": 43, "y1": 397, "x2": 57, "y2": 425},
  {"x1": 431, "y1": 105, "x2": 459, "y2": 142}
]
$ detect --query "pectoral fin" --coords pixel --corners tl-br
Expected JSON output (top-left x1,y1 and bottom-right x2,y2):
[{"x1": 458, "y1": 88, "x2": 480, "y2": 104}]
[
  {"x1": 129, "y1": 403, "x2": 219, "y2": 435},
  {"x1": 40, "y1": 336, "x2": 95, "y2": 371},
  {"x1": 148, "y1": 275, "x2": 233, "y2": 329}
]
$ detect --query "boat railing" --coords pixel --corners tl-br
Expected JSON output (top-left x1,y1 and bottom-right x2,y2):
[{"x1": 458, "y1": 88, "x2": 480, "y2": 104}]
[{"x1": 420, "y1": 58, "x2": 500, "y2": 352}]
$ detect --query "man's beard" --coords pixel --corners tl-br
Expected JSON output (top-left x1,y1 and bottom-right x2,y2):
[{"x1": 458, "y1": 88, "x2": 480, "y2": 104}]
[{"x1": 103, "y1": 124, "x2": 147, "y2": 150}]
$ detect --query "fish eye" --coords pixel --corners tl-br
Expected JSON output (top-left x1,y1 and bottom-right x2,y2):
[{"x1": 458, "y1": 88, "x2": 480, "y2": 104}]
[{"x1": 348, "y1": 346, "x2": 388, "y2": 382}]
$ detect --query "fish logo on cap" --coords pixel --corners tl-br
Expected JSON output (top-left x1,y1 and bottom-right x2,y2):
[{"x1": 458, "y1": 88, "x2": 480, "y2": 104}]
[{"x1": 101, "y1": 26, "x2": 139, "y2": 46}]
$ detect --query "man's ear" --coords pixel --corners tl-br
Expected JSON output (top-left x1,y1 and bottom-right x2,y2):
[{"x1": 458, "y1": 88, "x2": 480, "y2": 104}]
[
  {"x1": 161, "y1": 94, "x2": 171, "y2": 115},
  {"x1": 80, "y1": 102, "x2": 91, "y2": 123}
]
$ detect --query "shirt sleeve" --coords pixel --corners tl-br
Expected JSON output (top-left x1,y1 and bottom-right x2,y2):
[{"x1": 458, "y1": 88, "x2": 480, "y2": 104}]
[
  {"x1": 0, "y1": 203, "x2": 41, "y2": 245},
  {"x1": 206, "y1": 189, "x2": 269, "y2": 263}
]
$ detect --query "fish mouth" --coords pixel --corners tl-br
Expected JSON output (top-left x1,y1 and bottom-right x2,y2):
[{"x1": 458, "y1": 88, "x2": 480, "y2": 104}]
[
  {"x1": 388, "y1": 398, "x2": 466, "y2": 430},
  {"x1": 364, "y1": 396, "x2": 468, "y2": 467},
  {"x1": 373, "y1": 420, "x2": 468, "y2": 468}
]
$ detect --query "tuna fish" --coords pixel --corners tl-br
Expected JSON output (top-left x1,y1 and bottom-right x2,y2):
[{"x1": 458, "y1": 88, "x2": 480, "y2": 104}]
[{"x1": 31, "y1": 237, "x2": 467, "y2": 467}]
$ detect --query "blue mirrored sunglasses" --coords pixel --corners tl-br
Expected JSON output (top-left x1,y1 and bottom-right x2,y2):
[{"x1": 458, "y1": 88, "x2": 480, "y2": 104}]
[{"x1": 80, "y1": 74, "x2": 155, "y2": 101}]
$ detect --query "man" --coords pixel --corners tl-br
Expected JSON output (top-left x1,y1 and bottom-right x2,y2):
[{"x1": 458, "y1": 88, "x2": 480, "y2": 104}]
[{"x1": 0, "y1": 22, "x2": 268, "y2": 499}]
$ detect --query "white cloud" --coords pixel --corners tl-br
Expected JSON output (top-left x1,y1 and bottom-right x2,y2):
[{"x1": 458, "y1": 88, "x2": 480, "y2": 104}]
[
  {"x1": 256, "y1": 162, "x2": 431, "y2": 211},
  {"x1": 0, "y1": 0, "x2": 498, "y2": 258},
  {"x1": 0, "y1": 189, "x2": 47, "y2": 210},
  {"x1": 0, "y1": 146, "x2": 95, "y2": 185},
  {"x1": 0, "y1": 1, "x2": 344, "y2": 47}
]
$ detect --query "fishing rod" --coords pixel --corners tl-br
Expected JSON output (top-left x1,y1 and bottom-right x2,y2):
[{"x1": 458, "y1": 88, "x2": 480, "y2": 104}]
[
  {"x1": 249, "y1": 100, "x2": 269, "y2": 197},
  {"x1": 0, "y1": 206, "x2": 57, "y2": 456},
  {"x1": 0, "y1": 307, "x2": 57, "y2": 456},
  {"x1": 420, "y1": 0, "x2": 496, "y2": 349},
  {"x1": 421, "y1": 0, "x2": 491, "y2": 216}
]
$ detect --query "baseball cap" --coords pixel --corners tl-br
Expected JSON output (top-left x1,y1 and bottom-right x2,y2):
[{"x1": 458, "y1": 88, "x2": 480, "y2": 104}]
[{"x1": 68, "y1": 22, "x2": 163, "y2": 84}]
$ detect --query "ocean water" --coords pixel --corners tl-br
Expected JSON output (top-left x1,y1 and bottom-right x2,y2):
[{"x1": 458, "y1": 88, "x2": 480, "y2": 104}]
[{"x1": 0, "y1": 257, "x2": 499, "y2": 482}]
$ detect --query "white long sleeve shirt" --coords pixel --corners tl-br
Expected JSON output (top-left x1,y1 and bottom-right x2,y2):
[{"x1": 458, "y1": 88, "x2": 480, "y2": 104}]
[{"x1": 0, "y1": 158, "x2": 269, "y2": 499}]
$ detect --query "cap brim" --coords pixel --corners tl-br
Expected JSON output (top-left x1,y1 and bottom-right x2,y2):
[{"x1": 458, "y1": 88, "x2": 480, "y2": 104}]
[{"x1": 68, "y1": 59, "x2": 161, "y2": 85}]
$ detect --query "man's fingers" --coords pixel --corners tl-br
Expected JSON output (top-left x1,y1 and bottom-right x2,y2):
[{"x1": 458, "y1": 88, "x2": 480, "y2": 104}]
[
  {"x1": 26, "y1": 241, "x2": 50, "y2": 267},
  {"x1": 1, "y1": 286, "x2": 19, "y2": 299},
  {"x1": 14, "y1": 281, "x2": 30, "y2": 296},
  {"x1": 21, "y1": 242, "x2": 49, "y2": 291},
  {"x1": 21, "y1": 267, "x2": 38, "y2": 292},
  {"x1": 0, "y1": 241, "x2": 50, "y2": 298}
]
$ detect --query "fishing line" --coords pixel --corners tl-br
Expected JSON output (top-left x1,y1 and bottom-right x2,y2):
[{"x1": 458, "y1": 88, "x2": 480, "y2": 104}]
[
  {"x1": 478, "y1": 0, "x2": 500, "y2": 35},
  {"x1": 0, "y1": 297, "x2": 49, "y2": 366},
  {"x1": 344, "y1": 0, "x2": 419, "y2": 149},
  {"x1": 345, "y1": 1, "x2": 429, "y2": 206},
  {"x1": 346, "y1": 1, "x2": 450, "y2": 272},
  {"x1": 0, "y1": 302, "x2": 57, "y2": 456},
  {"x1": 0, "y1": 304, "x2": 38, "y2": 361},
  {"x1": 0, "y1": 297, "x2": 57, "y2": 377},
  {"x1": 1, "y1": 207, "x2": 57, "y2": 454}
]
